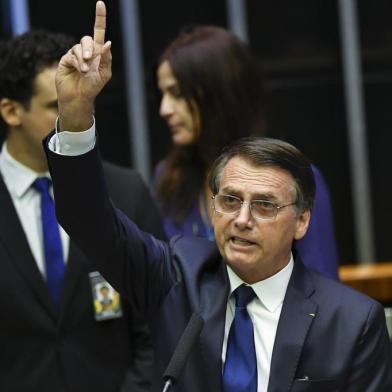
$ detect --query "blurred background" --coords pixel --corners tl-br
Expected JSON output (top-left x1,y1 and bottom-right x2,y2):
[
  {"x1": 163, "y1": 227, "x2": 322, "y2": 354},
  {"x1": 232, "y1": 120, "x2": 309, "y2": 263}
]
[{"x1": 2, "y1": 0, "x2": 392, "y2": 268}]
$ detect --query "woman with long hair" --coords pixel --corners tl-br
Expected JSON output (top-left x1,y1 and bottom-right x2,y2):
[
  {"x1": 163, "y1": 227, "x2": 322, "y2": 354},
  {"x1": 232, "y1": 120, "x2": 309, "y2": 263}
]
[{"x1": 153, "y1": 26, "x2": 339, "y2": 279}]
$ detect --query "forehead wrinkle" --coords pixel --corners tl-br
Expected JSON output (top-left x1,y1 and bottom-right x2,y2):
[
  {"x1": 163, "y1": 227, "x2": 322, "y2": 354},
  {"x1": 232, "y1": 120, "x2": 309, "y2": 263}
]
[{"x1": 220, "y1": 157, "x2": 296, "y2": 200}]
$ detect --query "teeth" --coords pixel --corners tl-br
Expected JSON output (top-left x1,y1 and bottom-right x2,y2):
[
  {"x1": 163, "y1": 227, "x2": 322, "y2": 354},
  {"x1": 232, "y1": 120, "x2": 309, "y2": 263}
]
[{"x1": 233, "y1": 237, "x2": 252, "y2": 245}]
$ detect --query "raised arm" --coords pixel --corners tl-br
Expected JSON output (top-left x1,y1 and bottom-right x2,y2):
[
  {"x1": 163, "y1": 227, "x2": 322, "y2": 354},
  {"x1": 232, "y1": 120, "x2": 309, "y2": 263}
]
[
  {"x1": 56, "y1": 0, "x2": 112, "y2": 132},
  {"x1": 46, "y1": 1, "x2": 174, "y2": 316}
]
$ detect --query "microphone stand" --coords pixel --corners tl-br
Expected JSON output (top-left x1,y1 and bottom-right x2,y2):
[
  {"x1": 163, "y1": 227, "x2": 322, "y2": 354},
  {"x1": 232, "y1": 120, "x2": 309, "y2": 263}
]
[
  {"x1": 162, "y1": 379, "x2": 173, "y2": 392},
  {"x1": 161, "y1": 313, "x2": 204, "y2": 392}
]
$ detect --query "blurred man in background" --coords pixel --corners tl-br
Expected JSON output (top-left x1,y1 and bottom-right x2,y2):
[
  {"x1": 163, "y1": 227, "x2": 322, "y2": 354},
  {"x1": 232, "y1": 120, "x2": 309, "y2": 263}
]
[{"x1": 0, "y1": 29, "x2": 165, "y2": 392}]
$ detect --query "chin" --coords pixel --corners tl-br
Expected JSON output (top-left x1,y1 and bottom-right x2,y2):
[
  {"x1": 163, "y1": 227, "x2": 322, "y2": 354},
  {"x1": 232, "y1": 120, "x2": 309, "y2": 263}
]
[
  {"x1": 172, "y1": 130, "x2": 193, "y2": 145},
  {"x1": 225, "y1": 253, "x2": 256, "y2": 271},
  {"x1": 173, "y1": 138, "x2": 193, "y2": 146}
]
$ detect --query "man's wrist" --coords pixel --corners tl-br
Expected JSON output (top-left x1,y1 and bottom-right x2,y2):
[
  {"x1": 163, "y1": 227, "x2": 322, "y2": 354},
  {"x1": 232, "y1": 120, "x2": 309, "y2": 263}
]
[{"x1": 58, "y1": 99, "x2": 95, "y2": 132}]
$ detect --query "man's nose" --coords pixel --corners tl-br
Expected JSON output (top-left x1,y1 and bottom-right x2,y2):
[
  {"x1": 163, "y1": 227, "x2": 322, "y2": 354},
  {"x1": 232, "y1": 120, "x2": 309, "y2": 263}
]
[{"x1": 234, "y1": 202, "x2": 253, "y2": 229}]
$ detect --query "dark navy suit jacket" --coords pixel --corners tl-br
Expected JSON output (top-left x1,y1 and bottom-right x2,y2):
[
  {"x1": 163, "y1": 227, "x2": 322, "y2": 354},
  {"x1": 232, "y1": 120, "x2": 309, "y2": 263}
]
[
  {"x1": 45, "y1": 139, "x2": 392, "y2": 392},
  {"x1": 0, "y1": 157, "x2": 164, "y2": 392}
]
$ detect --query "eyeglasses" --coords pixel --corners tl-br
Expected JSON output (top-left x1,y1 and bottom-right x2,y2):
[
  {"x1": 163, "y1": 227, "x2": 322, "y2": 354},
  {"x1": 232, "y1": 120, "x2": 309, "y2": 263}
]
[{"x1": 211, "y1": 194, "x2": 296, "y2": 220}]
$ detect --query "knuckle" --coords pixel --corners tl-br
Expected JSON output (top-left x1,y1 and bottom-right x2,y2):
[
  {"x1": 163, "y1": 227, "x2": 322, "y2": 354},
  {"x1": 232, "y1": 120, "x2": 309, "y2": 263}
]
[{"x1": 72, "y1": 44, "x2": 81, "y2": 53}]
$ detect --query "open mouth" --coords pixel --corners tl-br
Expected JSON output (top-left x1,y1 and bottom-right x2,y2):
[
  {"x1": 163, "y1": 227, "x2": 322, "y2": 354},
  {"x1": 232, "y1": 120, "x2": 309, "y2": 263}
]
[{"x1": 231, "y1": 236, "x2": 255, "y2": 246}]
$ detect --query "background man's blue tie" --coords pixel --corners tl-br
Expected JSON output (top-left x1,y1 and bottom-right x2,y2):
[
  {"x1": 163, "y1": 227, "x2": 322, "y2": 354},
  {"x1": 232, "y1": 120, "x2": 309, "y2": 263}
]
[
  {"x1": 223, "y1": 284, "x2": 257, "y2": 392},
  {"x1": 33, "y1": 177, "x2": 65, "y2": 311}
]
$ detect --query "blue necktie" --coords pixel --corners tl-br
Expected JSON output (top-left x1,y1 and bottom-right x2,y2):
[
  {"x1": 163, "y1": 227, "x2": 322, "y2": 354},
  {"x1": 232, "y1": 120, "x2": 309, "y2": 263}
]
[
  {"x1": 33, "y1": 177, "x2": 65, "y2": 311},
  {"x1": 223, "y1": 284, "x2": 257, "y2": 392}
]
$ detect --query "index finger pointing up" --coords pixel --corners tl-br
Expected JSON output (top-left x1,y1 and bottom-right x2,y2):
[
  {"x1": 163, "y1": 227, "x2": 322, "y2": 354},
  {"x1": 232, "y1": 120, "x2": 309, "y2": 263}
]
[{"x1": 94, "y1": 1, "x2": 106, "y2": 45}]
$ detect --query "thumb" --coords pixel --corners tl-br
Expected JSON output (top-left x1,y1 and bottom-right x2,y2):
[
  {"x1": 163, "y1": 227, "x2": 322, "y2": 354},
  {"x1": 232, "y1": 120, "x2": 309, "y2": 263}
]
[
  {"x1": 56, "y1": 50, "x2": 80, "y2": 81},
  {"x1": 99, "y1": 41, "x2": 112, "y2": 79}
]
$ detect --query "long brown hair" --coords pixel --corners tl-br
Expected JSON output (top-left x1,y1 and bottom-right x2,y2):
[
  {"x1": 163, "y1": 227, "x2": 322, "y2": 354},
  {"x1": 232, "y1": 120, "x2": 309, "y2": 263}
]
[{"x1": 156, "y1": 26, "x2": 265, "y2": 224}]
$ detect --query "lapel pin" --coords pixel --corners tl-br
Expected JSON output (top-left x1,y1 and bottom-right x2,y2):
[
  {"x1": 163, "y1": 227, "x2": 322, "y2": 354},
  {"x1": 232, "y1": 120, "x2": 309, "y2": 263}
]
[{"x1": 308, "y1": 313, "x2": 315, "y2": 317}]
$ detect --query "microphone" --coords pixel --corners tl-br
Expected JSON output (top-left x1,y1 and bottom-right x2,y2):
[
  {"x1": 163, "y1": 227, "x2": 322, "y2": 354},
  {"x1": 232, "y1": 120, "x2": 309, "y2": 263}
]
[{"x1": 162, "y1": 312, "x2": 204, "y2": 392}]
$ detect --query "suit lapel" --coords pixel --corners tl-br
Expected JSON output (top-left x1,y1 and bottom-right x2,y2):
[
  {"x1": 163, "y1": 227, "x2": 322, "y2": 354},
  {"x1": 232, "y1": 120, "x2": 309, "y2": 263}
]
[
  {"x1": 268, "y1": 260, "x2": 317, "y2": 392},
  {"x1": 172, "y1": 236, "x2": 230, "y2": 391},
  {"x1": 199, "y1": 260, "x2": 229, "y2": 392},
  {"x1": 0, "y1": 176, "x2": 57, "y2": 320}
]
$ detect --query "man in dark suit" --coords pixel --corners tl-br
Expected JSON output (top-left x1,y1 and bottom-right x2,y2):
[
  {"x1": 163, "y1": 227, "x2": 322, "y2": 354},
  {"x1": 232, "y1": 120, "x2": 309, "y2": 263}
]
[
  {"x1": 0, "y1": 29, "x2": 165, "y2": 392},
  {"x1": 46, "y1": 2, "x2": 392, "y2": 391}
]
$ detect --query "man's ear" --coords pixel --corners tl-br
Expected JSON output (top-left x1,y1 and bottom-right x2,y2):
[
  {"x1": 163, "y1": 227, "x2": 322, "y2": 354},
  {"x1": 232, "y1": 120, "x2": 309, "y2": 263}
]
[
  {"x1": 294, "y1": 209, "x2": 311, "y2": 240},
  {"x1": 0, "y1": 98, "x2": 24, "y2": 127}
]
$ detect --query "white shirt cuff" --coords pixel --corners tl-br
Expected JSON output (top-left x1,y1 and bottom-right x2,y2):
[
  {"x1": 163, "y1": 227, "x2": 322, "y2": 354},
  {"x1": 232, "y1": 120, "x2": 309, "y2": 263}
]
[{"x1": 48, "y1": 116, "x2": 96, "y2": 156}]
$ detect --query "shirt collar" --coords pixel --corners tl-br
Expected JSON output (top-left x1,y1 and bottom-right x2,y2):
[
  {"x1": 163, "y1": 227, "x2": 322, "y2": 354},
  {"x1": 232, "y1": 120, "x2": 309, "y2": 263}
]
[
  {"x1": 0, "y1": 142, "x2": 50, "y2": 198},
  {"x1": 226, "y1": 254, "x2": 294, "y2": 313}
]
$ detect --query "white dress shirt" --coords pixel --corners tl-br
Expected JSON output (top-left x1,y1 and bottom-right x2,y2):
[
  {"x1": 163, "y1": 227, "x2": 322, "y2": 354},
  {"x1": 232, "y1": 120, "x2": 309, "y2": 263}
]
[
  {"x1": 223, "y1": 259, "x2": 293, "y2": 392},
  {"x1": 0, "y1": 143, "x2": 69, "y2": 276},
  {"x1": 49, "y1": 122, "x2": 294, "y2": 392}
]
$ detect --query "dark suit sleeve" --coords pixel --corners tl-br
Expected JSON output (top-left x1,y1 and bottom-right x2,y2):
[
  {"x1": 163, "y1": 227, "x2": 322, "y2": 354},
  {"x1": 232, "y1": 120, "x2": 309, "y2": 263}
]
[
  {"x1": 45, "y1": 139, "x2": 175, "y2": 392},
  {"x1": 343, "y1": 301, "x2": 392, "y2": 391},
  {"x1": 46, "y1": 140, "x2": 174, "y2": 307},
  {"x1": 132, "y1": 180, "x2": 166, "y2": 240},
  {"x1": 102, "y1": 162, "x2": 166, "y2": 392},
  {"x1": 103, "y1": 162, "x2": 166, "y2": 241}
]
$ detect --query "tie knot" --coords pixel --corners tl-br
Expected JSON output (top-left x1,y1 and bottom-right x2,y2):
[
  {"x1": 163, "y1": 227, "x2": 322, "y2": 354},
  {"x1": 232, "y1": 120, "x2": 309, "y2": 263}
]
[
  {"x1": 33, "y1": 177, "x2": 52, "y2": 195},
  {"x1": 234, "y1": 285, "x2": 256, "y2": 308}
]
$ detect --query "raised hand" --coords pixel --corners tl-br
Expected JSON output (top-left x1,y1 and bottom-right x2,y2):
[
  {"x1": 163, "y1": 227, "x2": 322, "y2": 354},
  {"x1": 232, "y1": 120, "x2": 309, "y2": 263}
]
[{"x1": 56, "y1": 1, "x2": 112, "y2": 131}]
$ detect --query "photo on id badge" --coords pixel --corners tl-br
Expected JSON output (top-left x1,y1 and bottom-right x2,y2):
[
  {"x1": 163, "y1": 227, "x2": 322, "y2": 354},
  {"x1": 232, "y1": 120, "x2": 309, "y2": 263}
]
[{"x1": 89, "y1": 271, "x2": 123, "y2": 321}]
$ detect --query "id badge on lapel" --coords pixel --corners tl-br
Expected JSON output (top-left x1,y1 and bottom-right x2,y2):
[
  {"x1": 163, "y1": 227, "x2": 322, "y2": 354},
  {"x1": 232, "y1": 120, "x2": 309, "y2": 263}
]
[{"x1": 89, "y1": 271, "x2": 123, "y2": 321}]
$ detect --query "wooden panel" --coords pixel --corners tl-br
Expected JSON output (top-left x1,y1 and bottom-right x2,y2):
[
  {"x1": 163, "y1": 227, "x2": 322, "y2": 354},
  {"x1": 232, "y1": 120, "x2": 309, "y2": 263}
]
[{"x1": 339, "y1": 262, "x2": 392, "y2": 303}]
